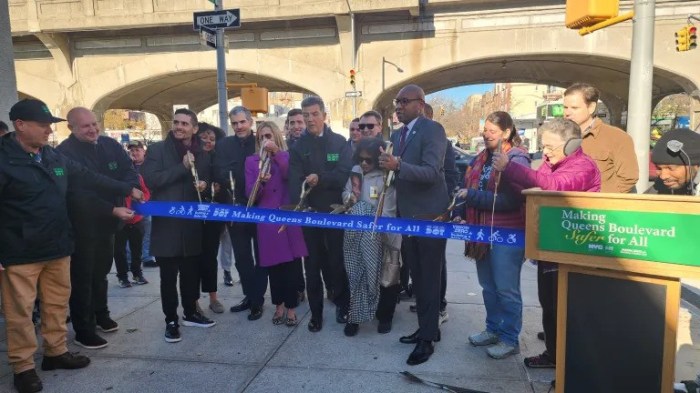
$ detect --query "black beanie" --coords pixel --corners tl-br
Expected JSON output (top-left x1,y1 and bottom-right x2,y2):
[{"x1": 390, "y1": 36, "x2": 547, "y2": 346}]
[{"x1": 651, "y1": 128, "x2": 700, "y2": 165}]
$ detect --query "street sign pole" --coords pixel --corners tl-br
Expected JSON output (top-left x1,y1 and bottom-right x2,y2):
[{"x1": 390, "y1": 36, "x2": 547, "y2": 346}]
[
  {"x1": 627, "y1": 0, "x2": 655, "y2": 193},
  {"x1": 215, "y1": 0, "x2": 229, "y2": 134}
]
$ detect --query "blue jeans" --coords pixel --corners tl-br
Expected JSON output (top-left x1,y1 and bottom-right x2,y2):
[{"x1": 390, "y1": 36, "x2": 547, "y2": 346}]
[{"x1": 475, "y1": 244, "x2": 525, "y2": 346}]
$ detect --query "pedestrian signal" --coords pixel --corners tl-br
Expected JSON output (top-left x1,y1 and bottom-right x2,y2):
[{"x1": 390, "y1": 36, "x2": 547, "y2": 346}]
[{"x1": 676, "y1": 26, "x2": 690, "y2": 52}]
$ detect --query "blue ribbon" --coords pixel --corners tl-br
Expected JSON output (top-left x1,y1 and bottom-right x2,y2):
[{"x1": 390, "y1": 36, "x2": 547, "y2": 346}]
[{"x1": 134, "y1": 201, "x2": 525, "y2": 248}]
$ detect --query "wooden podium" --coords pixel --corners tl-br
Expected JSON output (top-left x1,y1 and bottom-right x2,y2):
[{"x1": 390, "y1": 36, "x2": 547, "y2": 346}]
[{"x1": 523, "y1": 190, "x2": 700, "y2": 393}]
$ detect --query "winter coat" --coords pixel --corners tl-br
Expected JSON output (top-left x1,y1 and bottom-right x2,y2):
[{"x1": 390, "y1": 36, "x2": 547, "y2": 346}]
[
  {"x1": 582, "y1": 118, "x2": 638, "y2": 193},
  {"x1": 213, "y1": 133, "x2": 256, "y2": 206},
  {"x1": 288, "y1": 126, "x2": 352, "y2": 212},
  {"x1": 141, "y1": 132, "x2": 212, "y2": 258},
  {"x1": 502, "y1": 147, "x2": 601, "y2": 193},
  {"x1": 245, "y1": 151, "x2": 308, "y2": 267},
  {"x1": 56, "y1": 134, "x2": 139, "y2": 237},
  {"x1": 0, "y1": 133, "x2": 132, "y2": 266}
]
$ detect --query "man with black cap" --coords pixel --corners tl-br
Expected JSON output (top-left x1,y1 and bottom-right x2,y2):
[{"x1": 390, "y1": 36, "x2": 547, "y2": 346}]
[
  {"x1": 0, "y1": 99, "x2": 143, "y2": 393},
  {"x1": 647, "y1": 128, "x2": 700, "y2": 195}
]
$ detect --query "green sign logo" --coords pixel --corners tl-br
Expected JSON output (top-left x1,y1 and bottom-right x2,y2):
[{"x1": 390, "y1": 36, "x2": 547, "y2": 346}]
[
  {"x1": 327, "y1": 153, "x2": 339, "y2": 162},
  {"x1": 108, "y1": 161, "x2": 118, "y2": 170},
  {"x1": 53, "y1": 167, "x2": 65, "y2": 176},
  {"x1": 539, "y1": 207, "x2": 700, "y2": 266}
]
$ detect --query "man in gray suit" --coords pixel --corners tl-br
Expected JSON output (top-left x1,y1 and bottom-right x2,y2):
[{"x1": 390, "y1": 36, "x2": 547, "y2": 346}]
[{"x1": 379, "y1": 84, "x2": 448, "y2": 365}]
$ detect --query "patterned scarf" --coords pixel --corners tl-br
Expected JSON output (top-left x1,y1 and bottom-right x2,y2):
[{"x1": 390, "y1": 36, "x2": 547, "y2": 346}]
[{"x1": 463, "y1": 141, "x2": 513, "y2": 260}]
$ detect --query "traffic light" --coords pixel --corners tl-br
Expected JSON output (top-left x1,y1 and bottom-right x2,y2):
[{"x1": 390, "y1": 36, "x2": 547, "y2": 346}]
[
  {"x1": 676, "y1": 26, "x2": 689, "y2": 52},
  {"x1": 689, "y1": 25, "x2": 697, "y2": 50},
  {"x1": 349, "y1": 69, "x2": 356, "y2": 87}
]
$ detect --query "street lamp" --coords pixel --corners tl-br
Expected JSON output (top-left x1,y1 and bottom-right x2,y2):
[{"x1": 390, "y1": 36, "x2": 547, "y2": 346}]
[
  {"x1": 381, "y1": 57, "x2": 404, "y2": 92},
  {"x1": 382, "y1": 57, "x2": 404, "y2": 133}
]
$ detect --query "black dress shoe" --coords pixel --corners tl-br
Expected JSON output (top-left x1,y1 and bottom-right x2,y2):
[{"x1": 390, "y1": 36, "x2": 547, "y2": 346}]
[
  {"x1": 407, "y1": 340, "x2": 434, "y2": 365},
  {"x1": 230, "y1": 298, "x2": 250, "y2": 313},
  {"x1": 344, "y1": 323, "x2": 359, "y2": 336},
  {"x1": 336, "y1": 307, "x2": 348, "y2": 324},
  {"x1": 377, "y1": 320, "x2": 392, "y2": 334},
  {"x1": 247, "y1": 305, "x2": 263, "y2": 321},
  {"x1": 308, "y1": 318, "x2": 322, "y2": 332},
  {"x1": 399, "y1": 329, "x2": 440, "y2": 344},
  {"x1": 14, "y1": 369, "x2": 42, "y2": 393}
]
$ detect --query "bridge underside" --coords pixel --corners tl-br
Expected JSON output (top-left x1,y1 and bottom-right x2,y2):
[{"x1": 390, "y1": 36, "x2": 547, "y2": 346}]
[
  {"x1": 376, "y1": 54, "x2": 695, "y2": 126},
  {"x1": 94, "y1": 70, "x2": 315, "y2": 121}
]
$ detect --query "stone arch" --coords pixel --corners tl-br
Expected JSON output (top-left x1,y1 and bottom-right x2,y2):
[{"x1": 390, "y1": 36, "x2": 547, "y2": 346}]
[{"x1": 371, "y1": 53, "x2": 698, "y2": 129}]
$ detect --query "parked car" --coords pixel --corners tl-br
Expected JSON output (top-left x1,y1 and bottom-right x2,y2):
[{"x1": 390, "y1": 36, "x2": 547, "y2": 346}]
[{"x1": 453, "y1": 146, "x2": 477, "y2": 187}]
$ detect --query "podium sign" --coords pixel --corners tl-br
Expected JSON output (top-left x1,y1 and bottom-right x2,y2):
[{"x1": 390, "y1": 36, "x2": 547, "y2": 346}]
[
  {"x1": 539, "y1": 207, "x2": 700, "y2": 266},
  {"x1": 523, "y1": 190, "x2": 700, "y2": 393}
]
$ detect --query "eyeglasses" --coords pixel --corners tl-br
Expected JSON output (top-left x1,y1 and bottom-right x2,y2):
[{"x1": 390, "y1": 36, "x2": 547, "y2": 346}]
[
  {"x1": 358, "y1": 124, "x2": 376, "y2": 130},
  {"x1": 394, "y1": 98, "x2": 423, "y2": 106},
  {"x1": 542, "y1": 142, "x2": 565, "y2": 152},
  {"x1": 359, "y1": 157, "x2": 374, "y2": 164}
]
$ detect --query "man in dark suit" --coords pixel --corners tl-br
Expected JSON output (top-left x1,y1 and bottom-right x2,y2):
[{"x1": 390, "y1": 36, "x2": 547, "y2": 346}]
[{"x1": 379, "y1": 84, "x2": 448, "y2": 365}]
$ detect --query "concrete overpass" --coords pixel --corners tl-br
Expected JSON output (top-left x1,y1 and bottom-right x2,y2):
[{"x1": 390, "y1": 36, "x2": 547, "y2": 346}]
[{"x1": 8, "y1": 0, "x2": 700, "y2": 138}]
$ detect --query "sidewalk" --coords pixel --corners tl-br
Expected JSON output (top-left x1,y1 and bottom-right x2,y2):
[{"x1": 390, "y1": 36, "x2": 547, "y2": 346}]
[{"x1": 1, "y1": 240, "x2": 699, "y2": 392}]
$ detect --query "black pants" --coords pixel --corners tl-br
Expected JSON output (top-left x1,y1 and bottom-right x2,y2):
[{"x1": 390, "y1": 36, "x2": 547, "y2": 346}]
[
  {"x1": 302, "y1": 227, "x2": 349, "y2": 318},
  {"x1": 229, "y1": 222, "x2": 267, "y2": 307},
  {"x1": 376, "y1": 284, "x2": 401, "y2": 323},
  {"x1": 538, "y1": 263, "x2": 558, "y2": 362},
  {"x1": 70, "y1": 234, "x2": 115, "y2": 336},
  {"x1": 114, "y1": 221, "x2": 145, "y2": 281},
  {"x1": 403, "y1": 235, "x2": 446, "y2": 341},
  {"x1": 269, "y1": 259, "x2": 303, "y2": 308},
  {"x1": 201, "y1": 221, "x2": 224, "y2": 294},
  {"x1": 158, "y1": 256, "x2": 200, "y2": 324}
]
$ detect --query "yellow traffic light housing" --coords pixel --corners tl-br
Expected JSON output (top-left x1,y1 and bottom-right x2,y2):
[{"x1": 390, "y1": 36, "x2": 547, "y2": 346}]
[
  {"x1": 676, "y1": 26, "x2": 690, "y2": 52},
  {"x1": 566, "y1": 0, "x2": 619, "y2": 29}
]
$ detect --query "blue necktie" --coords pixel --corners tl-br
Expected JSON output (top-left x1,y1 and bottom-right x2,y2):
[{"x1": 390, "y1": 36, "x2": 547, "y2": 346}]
[{"x1": 398, "y1": 126, "x2": 409, "y2": 152}]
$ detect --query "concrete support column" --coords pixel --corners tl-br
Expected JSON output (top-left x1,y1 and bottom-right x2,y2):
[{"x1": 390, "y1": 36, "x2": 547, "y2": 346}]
[
  {"x1": 691, "y1": 97, "x2": 700, "y2": 131},
  {"x1": 600, "y1": 94, "x2": 625, "y2": 128},
  {"x1": 0, "y1": 0, "x2": 18, "y2": 124}
]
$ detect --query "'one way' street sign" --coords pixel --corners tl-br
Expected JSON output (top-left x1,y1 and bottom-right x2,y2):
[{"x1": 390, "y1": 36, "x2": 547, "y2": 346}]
[{"x1": 192, "y1": 9, "x2": 240, "y2": 31}]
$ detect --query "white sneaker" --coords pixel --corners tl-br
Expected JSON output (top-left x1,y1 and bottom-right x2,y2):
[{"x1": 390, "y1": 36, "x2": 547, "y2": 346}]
[
  {"x1": 439, "y1": 310, "x2": 449, "y2": 325},
  {"x1": 468, "y1": 330, "x2": 499, "y2": 346},
  {"x1": 486, "y1": 341, "x2": 520, "y2": 359}
]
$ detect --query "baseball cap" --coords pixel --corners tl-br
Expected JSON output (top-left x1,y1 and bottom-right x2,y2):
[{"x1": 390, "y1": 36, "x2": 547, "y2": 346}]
[
  {"x1": 127, "y1": 140, "x2": 145, "y2": 149},
  {"x1": 9, "y1": 99, "x2": 66, "y2": 123}
]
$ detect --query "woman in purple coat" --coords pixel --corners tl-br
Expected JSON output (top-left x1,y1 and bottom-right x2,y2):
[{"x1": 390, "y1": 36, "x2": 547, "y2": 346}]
[
  {"x1": 245, "y1": 121, "x2": 308, "y2": 326},
  {"x1": 492, "y1": 118, "x2": 601, "y2": 370}
]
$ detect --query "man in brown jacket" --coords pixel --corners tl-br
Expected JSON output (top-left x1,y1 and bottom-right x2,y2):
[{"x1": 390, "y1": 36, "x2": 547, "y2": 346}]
[{"x1": 563, "y1": 83, "x2": 639, "y2": 193}]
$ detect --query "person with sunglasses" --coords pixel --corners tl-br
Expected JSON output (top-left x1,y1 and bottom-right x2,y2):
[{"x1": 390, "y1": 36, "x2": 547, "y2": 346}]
[
  {"x1": 358, "y1": 111, "x2": 383, "y2": 139},
  {"x1": 245, "y1": 122, "x2": 307, "y2": 327},
  {"x1": 341, "y1": 138, "x2": 401, "y2": 336}
]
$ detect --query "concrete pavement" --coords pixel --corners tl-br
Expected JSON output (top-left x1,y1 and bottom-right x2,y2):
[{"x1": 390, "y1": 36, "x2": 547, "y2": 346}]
[{"x1": 1, "y1": 240, "x2": 700, "y2": 392}]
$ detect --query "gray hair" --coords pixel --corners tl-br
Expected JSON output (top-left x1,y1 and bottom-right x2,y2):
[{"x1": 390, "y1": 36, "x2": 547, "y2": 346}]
[
  {"x1": 301, "y1": 96, "x2": 326, "y2": 113},
  {"x1": 539, "y1": 118, "x2": 581, "y2": 141},
  {"x1": 229, "y1": 106, "x2": 253, "y2": 121}
]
